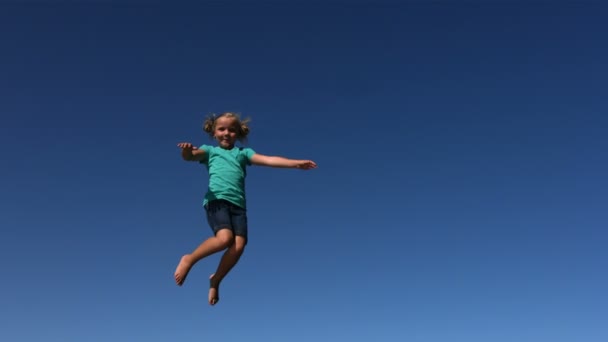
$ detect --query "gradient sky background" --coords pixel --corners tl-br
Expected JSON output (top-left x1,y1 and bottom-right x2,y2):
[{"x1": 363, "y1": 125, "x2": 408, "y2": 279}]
[{"x1": 1, "y1": 2, "x2": 607, "y2": 342}]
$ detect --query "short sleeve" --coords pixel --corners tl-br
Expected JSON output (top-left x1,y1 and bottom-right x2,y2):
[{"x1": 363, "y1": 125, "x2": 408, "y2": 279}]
[
  {"x1": 199, "y1": 144, "x2": 212, "y2": 153},
  {"x1": 242, "y1": 147, "x2": 255, "y2": 165},
  {"x1": 198, "y1": 144, "x2": 212, "y2": 164}
]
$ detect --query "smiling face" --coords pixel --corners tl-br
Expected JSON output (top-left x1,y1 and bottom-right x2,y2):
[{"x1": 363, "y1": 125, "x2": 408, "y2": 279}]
[{"x1": 213, "y1": 116, "x2": 239, "y2": 149}]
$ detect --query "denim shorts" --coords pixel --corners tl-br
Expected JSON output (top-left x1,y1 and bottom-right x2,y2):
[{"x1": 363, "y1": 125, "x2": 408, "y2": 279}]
[{"x1": 204, "y1": 199, "x2": 248, "y2": 241}]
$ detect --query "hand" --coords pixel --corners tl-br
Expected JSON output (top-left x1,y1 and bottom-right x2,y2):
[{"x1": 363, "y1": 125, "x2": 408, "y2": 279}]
[
  {"x1": 296, "y1": 160, "x2": 317, "y2": 170},
  {"x1": 177, "y1": 142, "x2": 198, "y2": 151}
]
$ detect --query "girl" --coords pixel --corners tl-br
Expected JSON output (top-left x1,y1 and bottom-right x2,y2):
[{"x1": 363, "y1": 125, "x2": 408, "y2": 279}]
[{"x1": 174, "y1": 112, "x2": 317, "y2": 306}]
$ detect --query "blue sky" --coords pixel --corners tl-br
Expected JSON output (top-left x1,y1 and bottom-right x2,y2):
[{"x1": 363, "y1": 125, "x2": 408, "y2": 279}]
[{"x1": 1, "y1": 2, "x2": 607, "y2": 341}]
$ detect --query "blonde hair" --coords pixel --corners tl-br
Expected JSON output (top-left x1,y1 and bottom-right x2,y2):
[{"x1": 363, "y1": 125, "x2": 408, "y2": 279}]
[{"x1": 203, "y1": 112, "x2": 251, "y2": 142}]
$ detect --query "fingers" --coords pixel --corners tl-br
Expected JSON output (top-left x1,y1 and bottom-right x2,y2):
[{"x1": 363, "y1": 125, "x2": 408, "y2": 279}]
[
  {"x1": 177, "y1": 142, "x2": 197, "y2": 150},
  {"x1": 300, "y1": 160, "x2": 317, "y2": 169}
]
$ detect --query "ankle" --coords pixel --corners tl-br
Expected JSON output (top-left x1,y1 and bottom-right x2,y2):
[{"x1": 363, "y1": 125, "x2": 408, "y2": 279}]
[
  {"x1": 182, "y1": 254, "x2": 196, "y2": 265},
  {"x1": 210, "y1": 275, "x2": 221, "y2": 287}
]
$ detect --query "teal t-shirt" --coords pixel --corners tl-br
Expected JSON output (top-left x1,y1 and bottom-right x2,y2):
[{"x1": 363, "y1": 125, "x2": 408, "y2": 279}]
[{"x1": 199, "y1": 144, "x2": 256, "y2": 209}]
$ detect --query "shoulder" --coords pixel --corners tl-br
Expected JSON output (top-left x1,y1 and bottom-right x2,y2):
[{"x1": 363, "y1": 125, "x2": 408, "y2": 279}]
[
  {"x1": 195, "y1": 145, "x2": 214, "y2": 164},
  {"x1": 199, "y1": 144, "x2": 216, "y2": 153},
  {"x1": 238, "y1": 146, "x2": 256, "y2": 158}
]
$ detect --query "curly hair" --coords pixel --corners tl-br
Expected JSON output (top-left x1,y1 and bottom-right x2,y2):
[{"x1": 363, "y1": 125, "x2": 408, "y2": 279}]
[{"x1": 203, "y1": 112, "x2": 251, "y2": 142}]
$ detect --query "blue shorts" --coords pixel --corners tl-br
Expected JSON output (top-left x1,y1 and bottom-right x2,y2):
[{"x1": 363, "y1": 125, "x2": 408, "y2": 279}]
[{"x1": 205, "y1": 199, "x2": 248, "y2": 242}]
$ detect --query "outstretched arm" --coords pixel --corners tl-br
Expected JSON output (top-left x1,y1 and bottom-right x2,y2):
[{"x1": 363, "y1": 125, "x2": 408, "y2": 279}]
[
  {"x1": 250, "y1": 153, "x2": 317, "y2": 169},
  {"x1": 177, "y1": 142, "x2": 206, "y2": 161}
]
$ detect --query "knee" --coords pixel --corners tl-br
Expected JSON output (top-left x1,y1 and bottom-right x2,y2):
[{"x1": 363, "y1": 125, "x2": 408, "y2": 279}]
[
  {"x1": 233, "y1": 237, "x2": 246, "y2": 254},
  {"x1": 234, "y1": 243, "x2": 245, "y2": 254},
  {"x1": 216, "y1": 230, "x2": 235, "y2": 249}
]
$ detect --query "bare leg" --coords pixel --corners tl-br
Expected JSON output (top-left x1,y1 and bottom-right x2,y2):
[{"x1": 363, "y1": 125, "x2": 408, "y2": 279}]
[
  {"x1": 209, "y1": 236, "x2": 246, "y2": 305},
  {"x1": 174, "y1": 229, "x2": 234, "y2": 286}
]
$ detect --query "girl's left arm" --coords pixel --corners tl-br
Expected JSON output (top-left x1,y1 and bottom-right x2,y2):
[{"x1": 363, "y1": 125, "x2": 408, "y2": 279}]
[{"x1": 250, "y1": 153, "x2": 317, "y2": 170}]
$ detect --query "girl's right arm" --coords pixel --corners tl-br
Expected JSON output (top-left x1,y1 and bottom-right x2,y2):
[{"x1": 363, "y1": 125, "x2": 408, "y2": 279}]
[{"x1": 177, "y1": 142, "x2": 206, "y2": 161}]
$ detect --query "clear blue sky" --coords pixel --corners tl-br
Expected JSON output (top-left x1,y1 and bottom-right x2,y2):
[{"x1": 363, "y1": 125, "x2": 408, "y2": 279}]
[{"x1": 1, "y1": 2, "x2": 607, "y2": 341}]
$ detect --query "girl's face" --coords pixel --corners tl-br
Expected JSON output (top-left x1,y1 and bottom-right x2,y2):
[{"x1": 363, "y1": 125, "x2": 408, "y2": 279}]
[{"x1": 214, "y1": 116, "x2": 238, "y2": 149}]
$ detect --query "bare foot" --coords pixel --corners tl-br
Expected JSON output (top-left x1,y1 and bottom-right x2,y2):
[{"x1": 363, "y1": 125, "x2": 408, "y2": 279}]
[
  {"x1": 209, "y1": 274, "x2": 220, "y2": 305},
  {"x1": 174, "y1": 255, "x2": 193, "y2": 286}
]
